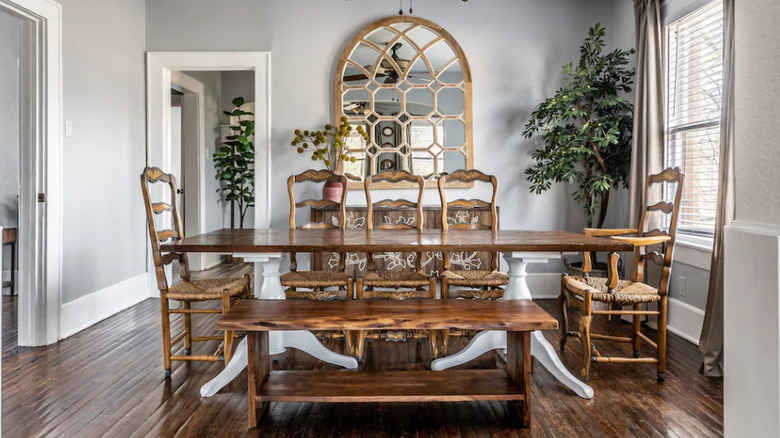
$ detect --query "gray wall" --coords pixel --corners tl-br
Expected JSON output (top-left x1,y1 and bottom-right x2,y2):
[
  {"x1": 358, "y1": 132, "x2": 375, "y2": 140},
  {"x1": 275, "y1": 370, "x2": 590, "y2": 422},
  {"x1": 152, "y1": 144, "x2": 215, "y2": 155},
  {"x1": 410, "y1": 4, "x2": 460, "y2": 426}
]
[
  {"x1": 147, "y1": 0, "x2": 618, "y2": 274},
  {"x1": 735, "y1": 0, "x2": 780, "y2": 225},
  {"x1": 0, "y1": 11, "x2": 20, "y2": 288},
  {"x1": 0, "y1": 11, "x2": 20, "y2": 230},
  {"x1": 60, "y1": 0, "x2": 147, "y2": 303}
]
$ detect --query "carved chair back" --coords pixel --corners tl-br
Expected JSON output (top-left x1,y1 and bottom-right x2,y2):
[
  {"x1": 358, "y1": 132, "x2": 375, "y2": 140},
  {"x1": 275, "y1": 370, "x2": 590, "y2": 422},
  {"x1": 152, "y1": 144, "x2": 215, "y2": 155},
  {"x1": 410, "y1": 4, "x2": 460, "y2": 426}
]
[
  {"x1": 632, "y1": 167, "x2": 685, "y2": 294},
  {"x1": 140, "y1": 167, "x2": 189, "y2": 293},
  {"x1": 287, "y1": 169, "x2": 348, "y2": 271},
  {"x1": 438, "y1": 169, "x2": 499, "y2": 271},
  {"x1": 363, "y1": 170, "x2": 425, "y2": 273},
  {"x1": 364, "y1": 170, "x2": 425, "y2": 231},
  {"x1": 583, "y1": 167, "x2": 685, "y2": 295}
]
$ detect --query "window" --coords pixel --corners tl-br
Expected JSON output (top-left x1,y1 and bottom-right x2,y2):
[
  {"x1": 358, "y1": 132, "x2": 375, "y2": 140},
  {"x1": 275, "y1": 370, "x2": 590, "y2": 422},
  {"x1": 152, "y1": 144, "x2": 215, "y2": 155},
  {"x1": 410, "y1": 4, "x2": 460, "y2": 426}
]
[{"x1": 665, "y1": 0, "x2": 724, "y2": 239}]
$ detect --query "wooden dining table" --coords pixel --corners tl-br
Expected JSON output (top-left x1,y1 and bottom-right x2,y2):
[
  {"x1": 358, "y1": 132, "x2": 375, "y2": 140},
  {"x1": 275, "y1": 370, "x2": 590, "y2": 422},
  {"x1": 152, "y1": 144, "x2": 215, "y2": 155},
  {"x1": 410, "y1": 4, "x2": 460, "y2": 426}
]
[{"x1": 161, "y1": 228, "x2": 632, "y2": 400}]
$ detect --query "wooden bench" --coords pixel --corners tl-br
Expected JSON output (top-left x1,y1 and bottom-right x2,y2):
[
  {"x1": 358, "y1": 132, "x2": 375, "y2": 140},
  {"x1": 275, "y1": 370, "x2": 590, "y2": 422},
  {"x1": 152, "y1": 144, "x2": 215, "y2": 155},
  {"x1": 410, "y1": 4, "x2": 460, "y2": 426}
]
[{"x1": 216, "y1": 299, "x2": 558, "y2": 429}]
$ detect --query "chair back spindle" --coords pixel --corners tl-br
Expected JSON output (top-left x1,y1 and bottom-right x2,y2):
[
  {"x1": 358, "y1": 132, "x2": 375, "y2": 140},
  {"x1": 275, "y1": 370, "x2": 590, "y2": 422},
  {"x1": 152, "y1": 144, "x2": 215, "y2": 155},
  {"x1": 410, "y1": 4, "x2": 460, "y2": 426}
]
[
  {"x1": 287, "y1": 169, "x2": 348, "y2": 271},
  {"x1": 140, "y1": 167, "x2": 190, "y2": 293},
  {"x1": 633, "y1": 167, "x2": 685, "y2": 295},
  {"x1": 438, "y1": 169, "x2": 499, "y2": 271},
  {"x1": 364, "y1": 170, "x2": 425, "y2": 272}
]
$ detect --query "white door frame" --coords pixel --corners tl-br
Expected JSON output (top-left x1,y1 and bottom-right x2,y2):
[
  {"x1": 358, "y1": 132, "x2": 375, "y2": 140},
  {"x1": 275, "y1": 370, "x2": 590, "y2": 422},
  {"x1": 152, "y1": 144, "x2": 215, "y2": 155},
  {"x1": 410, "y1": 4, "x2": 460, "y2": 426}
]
[
  {"x1": 169, "y1": 71, "x2": 209, "y2": 270},
  {"x1": 146, "y1": 52, "x2": 272, "y2": 295},
  {"x1": 0, "y1": 0, "x2": 63, "y2": 346}
]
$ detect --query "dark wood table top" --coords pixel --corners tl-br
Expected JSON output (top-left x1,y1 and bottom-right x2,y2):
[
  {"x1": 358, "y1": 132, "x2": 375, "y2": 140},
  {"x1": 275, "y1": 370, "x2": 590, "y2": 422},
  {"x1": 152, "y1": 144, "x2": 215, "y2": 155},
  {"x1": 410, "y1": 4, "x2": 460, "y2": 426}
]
[
  {"x1": 215, "y1": 299, "x2": 559, "y2": 332},
  {"x1": 160, "y1": 228, "x2": 633, "y2": 253}
]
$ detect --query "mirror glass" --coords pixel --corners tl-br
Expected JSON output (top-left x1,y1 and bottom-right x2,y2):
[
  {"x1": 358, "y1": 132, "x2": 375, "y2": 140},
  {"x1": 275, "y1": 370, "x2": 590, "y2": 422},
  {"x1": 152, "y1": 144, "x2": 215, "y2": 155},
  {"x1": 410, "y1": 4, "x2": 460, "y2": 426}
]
[{"x1": 337, "y1": 18, "x2": 472, "y2": 181}]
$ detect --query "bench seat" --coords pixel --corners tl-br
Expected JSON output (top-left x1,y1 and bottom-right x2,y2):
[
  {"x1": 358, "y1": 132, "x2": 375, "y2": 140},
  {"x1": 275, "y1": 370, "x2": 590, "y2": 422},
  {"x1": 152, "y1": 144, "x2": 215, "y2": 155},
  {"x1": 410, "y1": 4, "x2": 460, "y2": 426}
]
[{"x1": 219, "y1": 299, "x2": 558, "y2": 430}]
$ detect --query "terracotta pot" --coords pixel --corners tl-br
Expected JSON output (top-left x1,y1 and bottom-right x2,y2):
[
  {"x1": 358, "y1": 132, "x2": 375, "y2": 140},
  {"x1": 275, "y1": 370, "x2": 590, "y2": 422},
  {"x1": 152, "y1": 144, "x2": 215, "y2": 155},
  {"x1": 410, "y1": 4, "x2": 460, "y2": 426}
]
[{"x1": 322, "y1": 179, "x2": 344, "y2": 203}]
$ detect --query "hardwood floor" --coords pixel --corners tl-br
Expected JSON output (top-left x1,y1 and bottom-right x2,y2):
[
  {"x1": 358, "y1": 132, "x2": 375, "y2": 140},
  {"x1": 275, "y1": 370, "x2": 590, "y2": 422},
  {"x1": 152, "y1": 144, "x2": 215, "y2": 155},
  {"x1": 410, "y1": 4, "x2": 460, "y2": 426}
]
[{"x1": 2, "y1": 263, "x2": 723, "y2": 437}]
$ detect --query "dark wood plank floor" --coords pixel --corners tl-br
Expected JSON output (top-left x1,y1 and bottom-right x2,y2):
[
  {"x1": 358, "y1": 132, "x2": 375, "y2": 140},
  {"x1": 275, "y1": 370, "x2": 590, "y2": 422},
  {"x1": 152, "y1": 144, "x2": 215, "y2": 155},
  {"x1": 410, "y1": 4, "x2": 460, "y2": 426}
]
[{"x1": 2, "y1": 263, "x2": 723, "y2": 437}]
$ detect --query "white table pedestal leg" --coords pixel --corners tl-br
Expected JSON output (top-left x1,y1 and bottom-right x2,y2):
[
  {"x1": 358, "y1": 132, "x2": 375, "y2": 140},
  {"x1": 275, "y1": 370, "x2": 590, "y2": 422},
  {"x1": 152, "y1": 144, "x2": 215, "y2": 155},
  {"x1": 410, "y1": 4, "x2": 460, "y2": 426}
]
[
  {"x1": 200, "y1": 253, "x2": 358, "y2": 398},
  {"x1": 431, "y1": 252, "x2": 594, "y2": 399}
]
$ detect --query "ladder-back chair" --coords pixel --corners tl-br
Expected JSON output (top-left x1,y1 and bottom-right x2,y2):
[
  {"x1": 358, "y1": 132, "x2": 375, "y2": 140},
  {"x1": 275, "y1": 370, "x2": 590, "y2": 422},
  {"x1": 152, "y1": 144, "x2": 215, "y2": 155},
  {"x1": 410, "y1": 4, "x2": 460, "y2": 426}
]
[
  {"x1": 283, "y1": 169, "x2": 353, "y2": 301},
  {"x1": 437, "y1": 169, "x2": 508, "y2": 355},
  {"x1": 558, "y1": 167, "x2": 684, "y2": 381},
  {"x1": 354, "y1": 170, "x2": 437, "y2": 358},
  {"x1": 141, "y1": 167, "x2": 250, "y2": 377}
]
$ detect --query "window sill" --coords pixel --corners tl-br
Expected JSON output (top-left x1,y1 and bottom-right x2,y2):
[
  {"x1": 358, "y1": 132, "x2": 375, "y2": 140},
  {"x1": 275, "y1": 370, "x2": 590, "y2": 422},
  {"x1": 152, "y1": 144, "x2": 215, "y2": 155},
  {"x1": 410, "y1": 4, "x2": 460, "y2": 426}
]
[{"x1": 674, "y1": 235, "x2": 713, "y2": 270}]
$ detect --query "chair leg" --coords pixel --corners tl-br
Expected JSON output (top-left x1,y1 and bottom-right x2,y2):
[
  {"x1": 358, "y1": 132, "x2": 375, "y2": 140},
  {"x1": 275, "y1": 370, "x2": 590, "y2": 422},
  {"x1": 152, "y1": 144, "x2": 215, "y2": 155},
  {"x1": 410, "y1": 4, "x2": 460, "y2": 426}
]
[
  {"x1": 243, "y1": 274, "x2": 253, "y2": 298},
  {"x1": 557, "y1": 286, "x2": 569, "y2": 352},
  {"x1": 606, "y1": 303, "x2": 614, "y2": 321},
  {"x1": 440, "y1": 278, "x2": 450, "y2": 356},
  {"x1": 632, "y1": 303, "x2": 642, "y2": 357},
  {"x1": 657, "y1": 296, "x2": 668, "y2": 382},
  {"x1": 345, "y1": 279, "x2": 355, "y2": 355},
  {"x1": 428, "y1": 278, "x2": 440, "y2": 358},
  {"x1": 354, "y1": 278, "x2": 365, "y2": 359},
  {"x1": 182, "y1": 301, "x2": 192, "y2": 355},
  {"x1": 222, "y1": 290, "x2": 234, "y2": 365},
  {"x1": 160, "y1": 296, "x2": 172, "y2": 377},
  {"x1": 579, "y1": 294, "x2": 593, "y2": 380}
]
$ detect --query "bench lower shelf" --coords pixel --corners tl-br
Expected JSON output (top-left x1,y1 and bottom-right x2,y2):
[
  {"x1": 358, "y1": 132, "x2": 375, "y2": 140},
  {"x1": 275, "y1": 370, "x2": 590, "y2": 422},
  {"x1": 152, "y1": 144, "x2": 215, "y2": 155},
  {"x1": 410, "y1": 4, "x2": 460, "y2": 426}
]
[{"x1": 257, "y1": 369, "x2": 525, "y2": 403}]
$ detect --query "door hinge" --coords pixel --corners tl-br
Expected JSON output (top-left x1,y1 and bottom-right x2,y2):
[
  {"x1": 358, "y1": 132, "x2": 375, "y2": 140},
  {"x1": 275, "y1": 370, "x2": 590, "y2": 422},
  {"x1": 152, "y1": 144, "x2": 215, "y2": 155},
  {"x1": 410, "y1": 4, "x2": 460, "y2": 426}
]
[{"x1": 38, "y1": 193, "x2": 46, "y2": 203}]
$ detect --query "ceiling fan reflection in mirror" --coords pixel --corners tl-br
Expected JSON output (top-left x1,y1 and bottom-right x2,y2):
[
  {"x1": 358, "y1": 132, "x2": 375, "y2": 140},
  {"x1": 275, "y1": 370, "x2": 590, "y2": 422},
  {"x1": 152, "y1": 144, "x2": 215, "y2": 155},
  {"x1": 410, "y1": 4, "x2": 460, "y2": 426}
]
[{"x1": 343, "y1": 42, "x2": 424, "y2": 84}]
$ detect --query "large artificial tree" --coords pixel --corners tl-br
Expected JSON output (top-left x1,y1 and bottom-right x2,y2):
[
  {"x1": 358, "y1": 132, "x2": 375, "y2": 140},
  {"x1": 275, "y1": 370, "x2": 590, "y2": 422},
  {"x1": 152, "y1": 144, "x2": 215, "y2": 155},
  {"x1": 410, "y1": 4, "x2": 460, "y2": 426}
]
[{"x1": 523, "y1": 24, "x2": 635, "y2": 228}]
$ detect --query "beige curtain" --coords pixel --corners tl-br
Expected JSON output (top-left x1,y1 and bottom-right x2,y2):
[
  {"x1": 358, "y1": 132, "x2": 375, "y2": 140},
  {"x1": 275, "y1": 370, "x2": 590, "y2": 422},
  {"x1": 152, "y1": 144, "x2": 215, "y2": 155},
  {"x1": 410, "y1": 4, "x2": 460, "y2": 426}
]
[
  {"x1": 629, "y1": 0, "x2": 665, "y2": 228},
  {"x1": 699, "y1": 0, "x2": 734, "y2": 378}
]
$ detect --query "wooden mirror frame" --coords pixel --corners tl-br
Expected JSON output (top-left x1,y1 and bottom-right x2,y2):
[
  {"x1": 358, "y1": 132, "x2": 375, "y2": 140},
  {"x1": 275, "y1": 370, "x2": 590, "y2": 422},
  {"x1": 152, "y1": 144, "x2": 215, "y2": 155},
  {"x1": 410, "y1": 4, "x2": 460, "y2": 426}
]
[{"x1": 335, "y1": 16, "x2": 474, "y2": 189}]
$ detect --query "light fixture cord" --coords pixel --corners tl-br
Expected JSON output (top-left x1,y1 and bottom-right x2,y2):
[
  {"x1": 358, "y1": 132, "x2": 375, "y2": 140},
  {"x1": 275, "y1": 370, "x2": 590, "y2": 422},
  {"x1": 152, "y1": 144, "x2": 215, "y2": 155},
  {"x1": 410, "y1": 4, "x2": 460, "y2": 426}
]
[
  {"x1": 399, "y1": 0, "x2": 403, "y2": 15},
  {"x1": 409, "y1": 0, "x2": 413, "y2": 14}
]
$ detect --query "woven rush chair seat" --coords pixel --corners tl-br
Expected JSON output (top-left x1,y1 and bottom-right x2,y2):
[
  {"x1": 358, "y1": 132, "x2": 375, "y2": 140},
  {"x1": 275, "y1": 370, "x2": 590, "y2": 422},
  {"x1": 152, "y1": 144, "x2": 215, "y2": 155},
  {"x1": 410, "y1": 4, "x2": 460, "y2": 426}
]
[
  {"x1": 166, "y1": 277, "x2": 250, "y2": 301},
  {"x1": 441, "y1": 270, "x2": 508, "y2": 287},
  {"x1": 361, "y1": 271, "x2": 432, "y2": 288},
  {"x1": 281, "y1": 270, "x2": 349, "y2": 288},
  {"x1": 563, "y1": 275, "x2": 661, "y2": 305}
]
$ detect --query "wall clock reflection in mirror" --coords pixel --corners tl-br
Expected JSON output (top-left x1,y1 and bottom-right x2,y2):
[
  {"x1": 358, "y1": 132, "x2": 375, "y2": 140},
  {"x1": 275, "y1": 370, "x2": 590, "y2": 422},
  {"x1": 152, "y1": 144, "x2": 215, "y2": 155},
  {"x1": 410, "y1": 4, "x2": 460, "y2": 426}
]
[{"x1": 336, "y1": 16, "x2": 473, "y2": 188}]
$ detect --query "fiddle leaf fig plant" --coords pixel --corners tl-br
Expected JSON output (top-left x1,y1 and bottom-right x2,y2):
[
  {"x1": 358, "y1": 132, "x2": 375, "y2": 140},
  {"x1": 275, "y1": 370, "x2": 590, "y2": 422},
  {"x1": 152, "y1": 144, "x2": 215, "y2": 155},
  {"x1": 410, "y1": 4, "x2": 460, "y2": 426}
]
[
  {"x1": 214, "y1": 96, "x2": 255, "y2": 228},
  {"x1": 523, "y1": 24, "x2": 635, "y2": 228},
  {"x1": 290, "y1": 116, "x2": 368, "y2": 172}
]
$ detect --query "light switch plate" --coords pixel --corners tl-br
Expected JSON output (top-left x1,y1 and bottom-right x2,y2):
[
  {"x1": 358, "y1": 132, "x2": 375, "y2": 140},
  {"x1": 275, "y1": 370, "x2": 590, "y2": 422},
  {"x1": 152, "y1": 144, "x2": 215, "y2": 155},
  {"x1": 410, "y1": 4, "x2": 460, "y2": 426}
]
[{"x1": 65, "y1": 120, "x2": 73, "y2": 137}]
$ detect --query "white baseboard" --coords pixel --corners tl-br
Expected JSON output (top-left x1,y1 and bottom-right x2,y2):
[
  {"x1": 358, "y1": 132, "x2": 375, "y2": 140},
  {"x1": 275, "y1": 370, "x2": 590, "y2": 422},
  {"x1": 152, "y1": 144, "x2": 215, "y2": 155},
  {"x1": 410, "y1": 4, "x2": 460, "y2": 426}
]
[
  {"x1": 59, "y1": 273, "x2": 151, "y2": 339},
  {"x1": 667, "y1": 298, "x2": 705, "y2": 345},
  {"x1": 620, "y1": 298, "x2": 703, "y2": 346},
  {"x1": 526, "y1": 273, "x2": 564, "y2": 299},
  {"x1": 202, "y1": 253, "x2": 222, "y2": 270}
]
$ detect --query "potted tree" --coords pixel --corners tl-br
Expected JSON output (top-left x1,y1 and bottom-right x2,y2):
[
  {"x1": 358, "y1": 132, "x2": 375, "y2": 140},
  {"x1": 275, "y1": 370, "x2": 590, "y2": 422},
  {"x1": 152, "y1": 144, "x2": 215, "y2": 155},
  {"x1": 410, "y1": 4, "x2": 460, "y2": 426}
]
[
  {"x1": 214, "y1": 97, "x2": 255, "y2": 228},
  {"x1": 290, "y1": 116, "x2": 368, "y2": 201},
  {"x1": 523, "y1": 24, "x2": 634, "y2": 274}
]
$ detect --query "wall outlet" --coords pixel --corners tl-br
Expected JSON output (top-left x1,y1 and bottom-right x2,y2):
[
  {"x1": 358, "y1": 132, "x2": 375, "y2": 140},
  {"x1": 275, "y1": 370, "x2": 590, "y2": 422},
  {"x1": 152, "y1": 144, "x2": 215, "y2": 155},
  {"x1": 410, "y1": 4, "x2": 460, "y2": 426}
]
[
  {"x1": 65, "y1": 120, "x2": 73, "y2": 137},
  {"x1": 679, "y1": 276, "x2": 688, "y2": 298}
]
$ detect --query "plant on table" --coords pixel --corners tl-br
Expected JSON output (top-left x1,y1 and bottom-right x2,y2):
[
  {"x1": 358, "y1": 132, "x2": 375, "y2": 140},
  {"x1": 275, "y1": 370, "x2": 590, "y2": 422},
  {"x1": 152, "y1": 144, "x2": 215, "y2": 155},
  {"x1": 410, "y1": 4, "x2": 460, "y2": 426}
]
[
  {"x1": 290, "y1": 116, "x2": 368, "y2": 172},
  {"x1": 523, "y1": 24, "x2": 635, "y2": 229},
  {"x1": 214, "y1": 96, "x2": 255, "y2": 228}
]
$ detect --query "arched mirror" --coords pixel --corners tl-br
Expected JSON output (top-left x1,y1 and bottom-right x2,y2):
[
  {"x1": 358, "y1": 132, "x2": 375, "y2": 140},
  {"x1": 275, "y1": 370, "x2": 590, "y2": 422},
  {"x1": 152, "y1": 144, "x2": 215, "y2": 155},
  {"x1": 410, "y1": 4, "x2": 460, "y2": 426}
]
[{"x1": 335, "y1": 17, "x2": 473, "y2": 188}]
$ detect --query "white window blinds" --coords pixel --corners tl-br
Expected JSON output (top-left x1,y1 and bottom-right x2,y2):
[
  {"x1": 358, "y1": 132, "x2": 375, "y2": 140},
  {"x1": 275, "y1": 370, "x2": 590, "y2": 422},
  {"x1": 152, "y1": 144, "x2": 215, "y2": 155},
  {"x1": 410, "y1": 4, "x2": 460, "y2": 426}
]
[{"x1": 665, "y1": 0, "x2": 724, "y2": 237}]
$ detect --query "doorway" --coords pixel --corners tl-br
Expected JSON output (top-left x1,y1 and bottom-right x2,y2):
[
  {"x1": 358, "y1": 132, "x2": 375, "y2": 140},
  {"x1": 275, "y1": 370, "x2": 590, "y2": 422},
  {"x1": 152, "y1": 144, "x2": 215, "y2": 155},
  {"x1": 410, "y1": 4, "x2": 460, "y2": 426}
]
[
  {"x1": 146, "y1": 52, "x2": 271, "y2": 297},
  {"x1": 0, "y1": 9, "x2": 21, "y2": 350},
  {"x1": 0, "y1": 0, "x2": 64, "y2": 347},
  {"x1": 169, "y1": 71, "x2": 211, "y2": 270}
]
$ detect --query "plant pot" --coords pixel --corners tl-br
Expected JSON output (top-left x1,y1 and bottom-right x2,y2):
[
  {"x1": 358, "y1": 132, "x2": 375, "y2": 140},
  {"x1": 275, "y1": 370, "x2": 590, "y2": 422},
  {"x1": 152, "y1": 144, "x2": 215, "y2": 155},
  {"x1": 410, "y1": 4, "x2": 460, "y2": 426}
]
[{"x1": 322, "y1": 180, "x2": 344, "y2": 203}]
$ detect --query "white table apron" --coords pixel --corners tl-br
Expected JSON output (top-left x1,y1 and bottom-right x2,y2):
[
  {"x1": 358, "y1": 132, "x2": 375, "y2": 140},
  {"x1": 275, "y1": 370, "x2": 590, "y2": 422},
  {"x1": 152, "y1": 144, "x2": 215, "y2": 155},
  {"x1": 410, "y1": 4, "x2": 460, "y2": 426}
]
[
  {"x1": 430, "y1": 252, "x2": 594, "y2": 399},
  {"x1": 200, "y1": 253, "x2": 359, "y2": 398}
]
